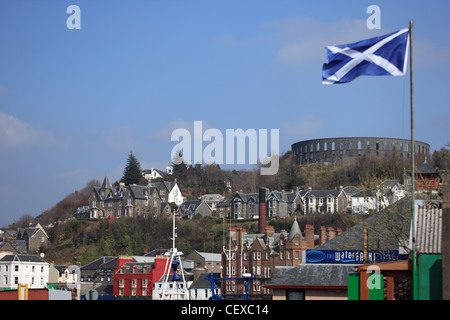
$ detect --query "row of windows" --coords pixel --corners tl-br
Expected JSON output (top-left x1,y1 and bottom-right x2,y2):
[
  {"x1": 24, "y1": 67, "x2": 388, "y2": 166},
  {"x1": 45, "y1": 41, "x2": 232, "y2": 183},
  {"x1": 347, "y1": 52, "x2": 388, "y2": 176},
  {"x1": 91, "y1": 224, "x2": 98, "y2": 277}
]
[
  {"x1": 225, "y1": 280, "x2": 271, "y2": 294},
  {"x1": 2, "y1": 275, "x2": 45, "y2": 286},
  {"x1": 295, "y1": 140, "x2": 428, "y2": 154},
  {"x1": 0, "y1": 265, "x2": 45, "y2": 273}
]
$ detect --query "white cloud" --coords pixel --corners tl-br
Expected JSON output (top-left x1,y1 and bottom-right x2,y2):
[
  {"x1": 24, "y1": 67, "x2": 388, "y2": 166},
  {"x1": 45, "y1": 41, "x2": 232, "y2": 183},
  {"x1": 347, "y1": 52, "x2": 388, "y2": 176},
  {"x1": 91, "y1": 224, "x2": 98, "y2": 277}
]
[
  {"x1": 268, "y1": 18, "x2": 388, "y2": 67},
  {"x1": 0, "y1": 112, "x2": 56, "y2": 149}
]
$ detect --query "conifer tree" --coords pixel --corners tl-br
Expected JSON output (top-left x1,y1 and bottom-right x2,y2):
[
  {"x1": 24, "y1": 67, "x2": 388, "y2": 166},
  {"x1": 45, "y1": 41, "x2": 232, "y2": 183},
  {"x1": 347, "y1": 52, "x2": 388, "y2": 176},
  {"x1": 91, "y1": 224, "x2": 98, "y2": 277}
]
[{"x1": 121, "y1": 151, "x2": 142, "y2": 185}]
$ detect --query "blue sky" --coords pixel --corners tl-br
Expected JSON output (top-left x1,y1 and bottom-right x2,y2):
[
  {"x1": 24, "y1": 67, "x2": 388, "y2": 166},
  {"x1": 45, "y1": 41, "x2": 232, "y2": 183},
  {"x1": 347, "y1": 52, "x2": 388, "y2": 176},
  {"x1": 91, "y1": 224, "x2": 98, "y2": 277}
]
[{"x1": 0, "y1": 0, "x2": 449, "y2": 226}]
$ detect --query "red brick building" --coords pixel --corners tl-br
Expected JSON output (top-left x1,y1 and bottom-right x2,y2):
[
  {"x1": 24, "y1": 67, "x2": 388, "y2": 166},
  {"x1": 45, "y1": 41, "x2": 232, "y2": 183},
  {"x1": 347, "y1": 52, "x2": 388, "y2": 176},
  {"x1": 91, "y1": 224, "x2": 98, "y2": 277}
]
[
  {"x1": 113, "y1": 256, "x2": 169, "y2": 298},
  {"x1": 222, "y1": 217, "x2": 340, "y2": 298}
]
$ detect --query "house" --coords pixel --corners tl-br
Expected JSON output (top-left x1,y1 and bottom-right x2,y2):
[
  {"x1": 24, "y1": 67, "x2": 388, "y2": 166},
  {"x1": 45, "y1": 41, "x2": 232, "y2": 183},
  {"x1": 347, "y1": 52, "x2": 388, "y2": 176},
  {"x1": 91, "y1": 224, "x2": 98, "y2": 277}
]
[
  {"x1": 88, "y1": 176, "x2": 179, "y2": 219},
  {"x1": 0, "y1": 254, "x2": 49, "y2": 290},
  {"x1": 266, "y1": 190, "x2": 305, "y2": 218},
  {"x1": 264, "y1": 264, "x2": 356, "y2": 300},
  {"x1": 80, "y1": 255, "x2": 133, "y2": 285},
  {"x1": 186, "y1": 250, "x2": 222, "y2": 273},
  {"x1": 230, "y1": 192, "x2": 259, "y2": 219},
  {"x1": 148, "y1": 180, "x2": 184, "y2": 206},
  {"x1": 189, "y1": 271, "x2": 221, "y2": 300},
  {"x1": 343, "y1": 186, "x2": 361, "y2": 213},
  {"x1": 142, "y1": 168, "x2": 166, "y2": 181},
  {"x1": 406, "y1": 159, "x2": 440, "y2": 191},
  {"x1": 178, "y1": 200, "x2": 212, "y2": 218},
  {"x1": 304, "y1": 188, "x2": 348, "y2": 214},
  {"x1": 221, "y1": 218, "x2": 317, "y2": 298},
  {"x1": 16, "y1": 223, "x2": 49, "y2": 254},
  {"x1": 351, "y1": 189, "x2": 381, "y2": 213},
  {"x1": 114, "y1": 261, "x2": 155, "y2": 299},
  {"x1": 48, "y1": 264, "x2": 81, "y2": 300},
  {"x1": 0, "y1": 241, "x2": 21, "y2": 259},
  {"x1": 142, "y1": 165, "x2": 173, "y2": 182},
  {"x1": 216, "y1": 199, "x2": 231, "y2": 218},
  {"x1": 199, "y1": 194, "x2": 224, "y2": 210}
]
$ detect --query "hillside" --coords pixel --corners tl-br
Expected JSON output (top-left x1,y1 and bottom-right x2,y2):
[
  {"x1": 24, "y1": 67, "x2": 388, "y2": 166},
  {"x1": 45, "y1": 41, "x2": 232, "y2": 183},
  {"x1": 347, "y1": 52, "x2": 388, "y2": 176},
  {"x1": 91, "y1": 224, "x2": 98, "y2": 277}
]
[
  {"x1": 11, "y1": 151, "x2": 424, "y2": 265},
  {"x1": 43, "y1": 213, "x2": 361, "y2": 265}
]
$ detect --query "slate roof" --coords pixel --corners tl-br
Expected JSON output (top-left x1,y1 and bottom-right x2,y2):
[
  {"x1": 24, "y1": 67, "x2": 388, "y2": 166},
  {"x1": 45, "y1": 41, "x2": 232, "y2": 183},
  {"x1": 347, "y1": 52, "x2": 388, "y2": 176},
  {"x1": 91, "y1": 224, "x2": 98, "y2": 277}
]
[
  {"x1": 81, "y1": 256, "x2": 116, "y2": 270},
  {"x1": 190, "y1": 272, "x2": 221, "y2": 289},
  {"x1": 0, "y1": 254, "x2": 47, "y2": 263},
  {"x1": 288, "y1": 218, "x2": 303, "y2": 240},
  {"x1": 265, "y1": 264, "x2": 356, "y2": 288},
  {"x1": 316, "y1": 198, "x2": 411, "y2": 252},
  {"x1": 216, "y1": 199, "x2": 231, "y2": 207}
]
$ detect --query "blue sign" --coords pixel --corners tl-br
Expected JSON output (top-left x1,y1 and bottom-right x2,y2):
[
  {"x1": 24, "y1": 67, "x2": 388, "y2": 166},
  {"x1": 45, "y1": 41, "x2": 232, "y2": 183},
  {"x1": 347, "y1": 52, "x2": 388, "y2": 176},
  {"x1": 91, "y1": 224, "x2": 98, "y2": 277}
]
[{"x1": 305, "y1": 249, "x2": 402, "y2": 264}]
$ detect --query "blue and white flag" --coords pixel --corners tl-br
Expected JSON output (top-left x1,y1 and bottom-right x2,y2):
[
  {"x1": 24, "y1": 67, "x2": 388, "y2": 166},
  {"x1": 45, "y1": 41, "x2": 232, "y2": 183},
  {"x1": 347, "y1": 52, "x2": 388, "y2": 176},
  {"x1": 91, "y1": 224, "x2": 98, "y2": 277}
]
[{"x1": 322, "y1": 28, "x2": 409, "y2": 84}]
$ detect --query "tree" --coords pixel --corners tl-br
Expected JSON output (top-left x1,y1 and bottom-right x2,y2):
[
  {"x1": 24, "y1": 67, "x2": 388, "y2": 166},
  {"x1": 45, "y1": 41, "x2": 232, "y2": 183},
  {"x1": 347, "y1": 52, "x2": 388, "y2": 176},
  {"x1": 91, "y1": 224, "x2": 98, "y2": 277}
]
[{"x1": 121, "y1": 151, "x2": 143, "y2": 185}]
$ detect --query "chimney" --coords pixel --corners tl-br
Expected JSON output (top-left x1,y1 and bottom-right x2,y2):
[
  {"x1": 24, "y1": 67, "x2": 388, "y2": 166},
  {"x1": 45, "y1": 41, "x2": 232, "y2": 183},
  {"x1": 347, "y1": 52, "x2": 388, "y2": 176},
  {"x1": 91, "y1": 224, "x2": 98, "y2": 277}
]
[
  {"x1": 336, "y1": 228, "x2": 343, "y2": 236},
  {"x1": 305, "y1": 224, "x2": 314, "y2": 249},
  {"x1": 328, "y1": 227, "x2": 336, "y2": 241},
  {"x1": 258, "y1": 188, "x2": 267, "y2": 234},
  {"x1": 319, "y1": 226, "x2": 327, "y2": 245}
]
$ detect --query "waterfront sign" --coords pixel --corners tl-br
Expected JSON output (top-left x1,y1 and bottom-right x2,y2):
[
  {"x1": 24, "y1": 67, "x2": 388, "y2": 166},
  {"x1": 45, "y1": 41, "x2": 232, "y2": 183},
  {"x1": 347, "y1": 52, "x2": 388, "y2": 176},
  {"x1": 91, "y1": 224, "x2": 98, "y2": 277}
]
[{"x1": 305, "y1": 249, "x2": 402, "y2": 264}]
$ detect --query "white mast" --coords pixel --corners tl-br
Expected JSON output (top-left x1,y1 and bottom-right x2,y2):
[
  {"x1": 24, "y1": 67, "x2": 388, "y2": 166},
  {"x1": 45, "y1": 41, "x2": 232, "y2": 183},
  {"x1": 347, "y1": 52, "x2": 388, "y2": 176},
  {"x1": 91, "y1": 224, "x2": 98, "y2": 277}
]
[{"x1": 160, "y1": 212, "x2": 188, "y2": 300}]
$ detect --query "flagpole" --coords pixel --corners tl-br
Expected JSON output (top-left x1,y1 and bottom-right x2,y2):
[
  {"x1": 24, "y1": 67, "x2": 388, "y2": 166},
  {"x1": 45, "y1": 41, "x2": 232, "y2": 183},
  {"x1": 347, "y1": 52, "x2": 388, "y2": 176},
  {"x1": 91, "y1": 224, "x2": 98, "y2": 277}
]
[{"x1": 409, "y1": 19, "x2": 418, "y2": 300}]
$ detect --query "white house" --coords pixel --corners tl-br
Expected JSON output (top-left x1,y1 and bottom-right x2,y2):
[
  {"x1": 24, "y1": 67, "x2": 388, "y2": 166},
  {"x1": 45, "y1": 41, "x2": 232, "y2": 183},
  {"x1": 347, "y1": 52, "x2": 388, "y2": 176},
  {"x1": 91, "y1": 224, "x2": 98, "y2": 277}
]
[
  {"x1": 0, "y1": 254, "x2": 49, "y2": 290},
  {"x1": 168, "y1": 182, "x2": 184, "y2": 206},
  {"x1": 189, "y1": 272, "x2": 221, "y2": 300}
]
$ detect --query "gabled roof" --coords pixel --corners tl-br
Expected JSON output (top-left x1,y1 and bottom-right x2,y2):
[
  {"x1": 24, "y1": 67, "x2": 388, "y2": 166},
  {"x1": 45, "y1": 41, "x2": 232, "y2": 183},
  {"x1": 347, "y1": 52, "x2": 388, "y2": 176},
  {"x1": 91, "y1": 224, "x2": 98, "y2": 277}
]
[{"x1": 232, "y1": 192, "x2": 259, "y2": 203}]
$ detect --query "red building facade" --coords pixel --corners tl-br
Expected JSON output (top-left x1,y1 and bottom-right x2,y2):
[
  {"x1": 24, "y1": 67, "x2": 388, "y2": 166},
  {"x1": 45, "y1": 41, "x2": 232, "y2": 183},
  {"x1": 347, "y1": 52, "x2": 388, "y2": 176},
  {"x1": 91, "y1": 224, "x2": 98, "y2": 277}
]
[{"x1": 113, "y1": 256, "x2": 169, "y2": 298}]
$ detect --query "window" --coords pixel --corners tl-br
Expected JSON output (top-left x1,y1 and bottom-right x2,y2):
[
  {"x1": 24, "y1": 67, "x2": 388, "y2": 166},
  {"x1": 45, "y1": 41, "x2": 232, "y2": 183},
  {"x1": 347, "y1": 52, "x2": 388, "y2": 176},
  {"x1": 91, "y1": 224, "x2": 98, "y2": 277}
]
[
  {"x1": 264, "y1": 266, "x2": 271, "y2": 277},
  {"x1": 15, "y1": 265, "x2": 19, "y2": 272},
  {"x1": 295, "y1": 251, "x2": 300, "y2": 260},
  {"x1": 253, "y1": 280, "x2": 261, "y2": 292}
]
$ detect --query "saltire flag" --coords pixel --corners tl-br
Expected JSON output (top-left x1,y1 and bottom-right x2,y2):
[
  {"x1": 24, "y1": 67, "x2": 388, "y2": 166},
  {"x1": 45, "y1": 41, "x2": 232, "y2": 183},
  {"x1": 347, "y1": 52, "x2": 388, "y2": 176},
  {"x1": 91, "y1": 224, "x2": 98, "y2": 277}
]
[{"x1": 322, "y1": 28, "x2": 409, "y2": 84}]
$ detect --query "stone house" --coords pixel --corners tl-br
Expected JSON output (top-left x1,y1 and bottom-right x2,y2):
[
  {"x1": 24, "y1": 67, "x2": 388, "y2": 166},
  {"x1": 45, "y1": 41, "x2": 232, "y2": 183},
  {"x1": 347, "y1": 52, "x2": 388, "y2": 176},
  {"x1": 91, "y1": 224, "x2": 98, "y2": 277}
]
[
  {"x1": 178, "y1": 200, "x2": 212, "y2": 218},
  {"x1": 230, "y1": 192, "x2": 259, "y2": 219},
  {"x1": 148, "y1": 181, "x2": 184, "y2": 206},
  {"x1": 216, "y1": 199, "x2": 231, "y2": 218},
  {"x1": 88, "y1": 176, "x2": 181, "y2": 219},
  {"x1": 266, "y1": 190, "x2": 305, "y2": 218},
  {"x1": 16, "y1": 223, "x2": 49, "y2": 254}
]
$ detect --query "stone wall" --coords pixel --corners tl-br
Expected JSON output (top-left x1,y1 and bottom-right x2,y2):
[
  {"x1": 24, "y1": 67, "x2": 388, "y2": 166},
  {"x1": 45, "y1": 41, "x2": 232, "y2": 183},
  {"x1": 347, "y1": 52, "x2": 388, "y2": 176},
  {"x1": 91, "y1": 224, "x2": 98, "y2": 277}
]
[{"x1": 291, "y1": 137, "x2": 430, "y2": 166}]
